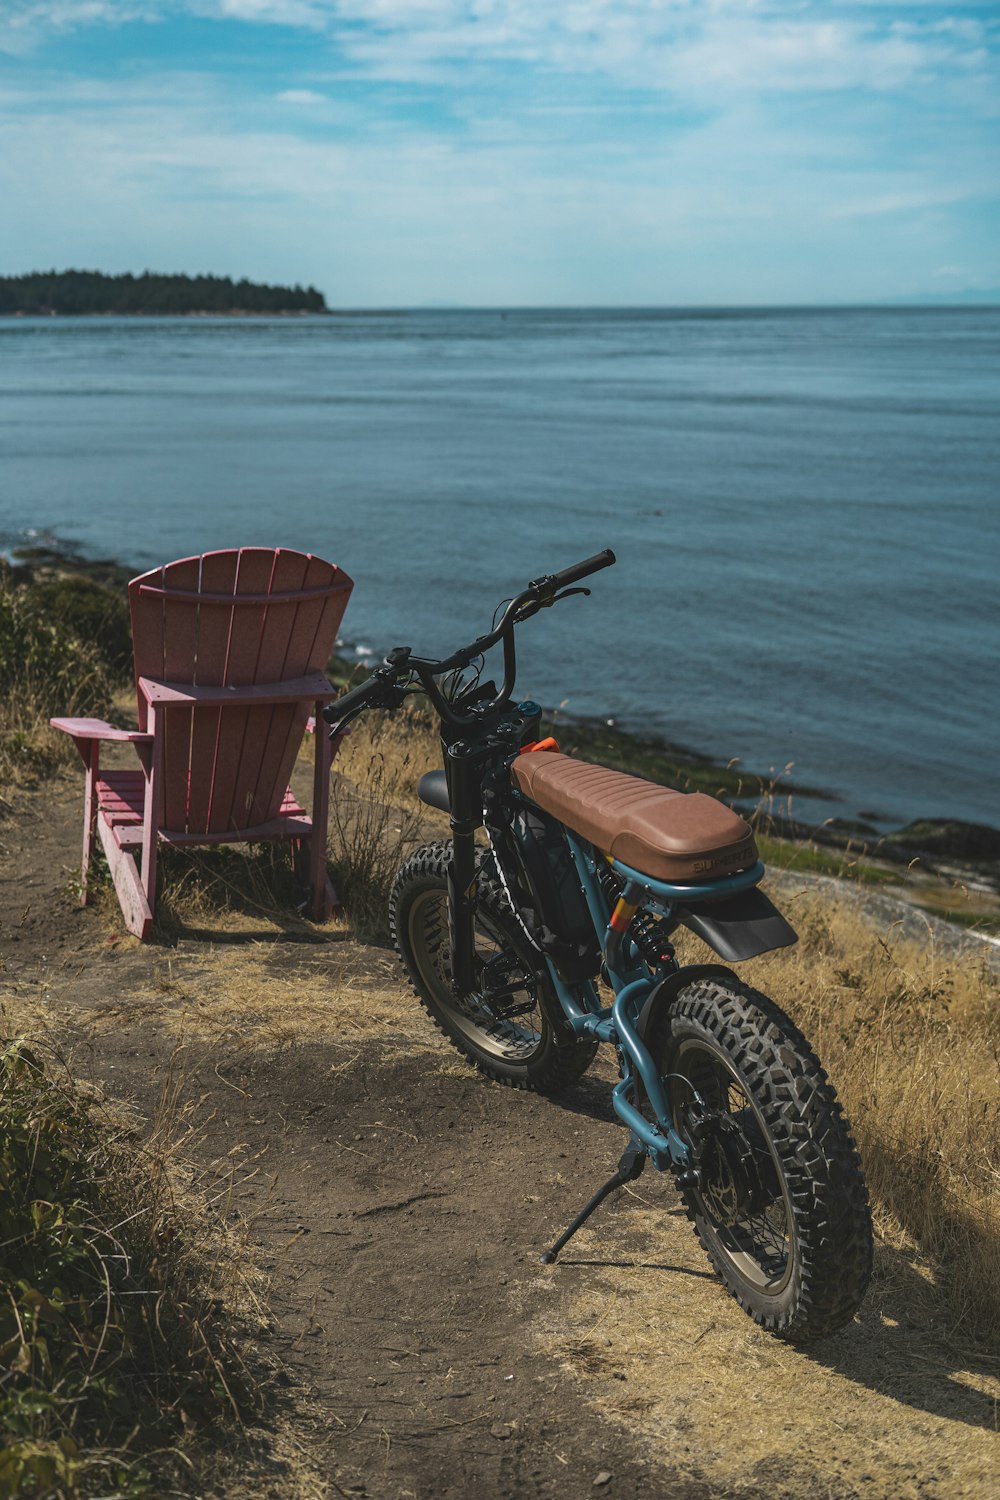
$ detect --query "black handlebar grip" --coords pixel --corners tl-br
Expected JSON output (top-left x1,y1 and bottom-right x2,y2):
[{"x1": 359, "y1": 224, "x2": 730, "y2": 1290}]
[
  {"x1": 321, "y1": 675, "x2": 382, "y2": 724},
  {"x1": 551, "y1": 549, "x2": 617, "y2": 590}
]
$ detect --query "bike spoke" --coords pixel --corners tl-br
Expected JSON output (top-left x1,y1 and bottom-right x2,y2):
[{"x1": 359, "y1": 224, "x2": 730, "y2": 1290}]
[
  {"x1": 671, "y1": 1044, "x2": 793, "y2": 1292},
  {"x1": 416, "y1": 890, "x2": 545, "y2": 1062}
]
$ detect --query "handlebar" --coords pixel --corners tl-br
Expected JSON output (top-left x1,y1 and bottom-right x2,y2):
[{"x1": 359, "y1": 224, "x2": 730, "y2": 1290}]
[
  {"x1": 323, "y1": 549, "x2": 616, "y2": 733},
  {"x1": 534, "y1": 549, "x2": 617, "y2": 596}
]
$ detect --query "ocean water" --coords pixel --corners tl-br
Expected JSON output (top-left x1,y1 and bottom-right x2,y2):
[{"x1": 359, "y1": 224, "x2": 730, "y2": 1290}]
[{"x1": 1, "y1": 308, "x2": 998, "y2": 829}]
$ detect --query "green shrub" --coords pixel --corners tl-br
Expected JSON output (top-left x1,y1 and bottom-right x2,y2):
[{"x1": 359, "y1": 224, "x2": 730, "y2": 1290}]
[
  {"x1": 22, "y1": 576, "x2": 133, "y2": 680},
  {"x1": 0, "y1": 580, "x2": 116, "y2": 783},
  {"x1": 0, "y1": 580, "x2": 113, "y2": 708}
]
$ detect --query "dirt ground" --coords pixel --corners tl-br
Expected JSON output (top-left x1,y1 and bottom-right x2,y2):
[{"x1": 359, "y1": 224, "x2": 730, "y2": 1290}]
[{"x1": 2, "y1": 769, "x2": 999, "y2": 1500}]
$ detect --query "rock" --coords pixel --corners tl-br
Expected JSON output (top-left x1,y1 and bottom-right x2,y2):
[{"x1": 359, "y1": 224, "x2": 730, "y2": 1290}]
[{"x1": 886, "y1": 819, "x2": 1000, "y2": 866}]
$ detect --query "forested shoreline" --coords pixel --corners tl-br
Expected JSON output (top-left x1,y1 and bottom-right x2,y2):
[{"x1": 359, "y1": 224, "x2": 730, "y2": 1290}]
[{"x1": 0, "y1": 269, "x2": 328, "y2": 316}]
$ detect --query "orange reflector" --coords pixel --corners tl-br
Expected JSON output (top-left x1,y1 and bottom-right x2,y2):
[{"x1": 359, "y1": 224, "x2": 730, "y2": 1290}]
[{"x1": 518, "y1": 736, "x2": 560, "y2": 754}]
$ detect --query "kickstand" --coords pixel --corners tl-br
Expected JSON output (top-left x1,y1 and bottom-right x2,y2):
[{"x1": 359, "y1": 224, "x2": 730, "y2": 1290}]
[{"x1": 539, "y1": 1139, "x2": 647, "y2": 1264}]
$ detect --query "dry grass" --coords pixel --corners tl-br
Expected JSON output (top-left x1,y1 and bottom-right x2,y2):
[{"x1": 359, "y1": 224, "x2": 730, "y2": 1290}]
[
  {"x1": 58, "y1": 934, "x2": 436, "y2": 1069},
  {"x1": 99, "y1": 839, "x2": 325, "y2": 939},
  {"x1": 326, "y1": 708, "x2": 440, "y2": 940},
  {"x1": 0, "y1": 686, "x2": 80, "y2": 790},
  {"x1": 0, "y1": 1036, "x2": 271, "y2": 1498},
  {"x1": 542, "y1": 1214, "x2": 1000, "y2": 1500}
]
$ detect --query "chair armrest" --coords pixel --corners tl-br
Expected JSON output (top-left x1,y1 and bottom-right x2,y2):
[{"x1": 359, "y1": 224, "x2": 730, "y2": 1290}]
[
  {"x1": 139, "y1": 672, "x2": 337, "y2": 709},
  {"x1": 50, "y1": 717, "x2": 152, "y2": 743}
]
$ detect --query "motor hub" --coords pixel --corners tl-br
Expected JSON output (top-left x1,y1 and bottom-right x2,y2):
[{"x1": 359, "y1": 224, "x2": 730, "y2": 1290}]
[{"x1": 686, "y1": 1108, "x2": 777, "y2": 1226}]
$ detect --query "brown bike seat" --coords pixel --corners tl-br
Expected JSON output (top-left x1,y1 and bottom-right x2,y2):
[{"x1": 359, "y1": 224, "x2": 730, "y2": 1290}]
[{"x1": 511, "y1": 751, "x2": 758, "y2": 883}]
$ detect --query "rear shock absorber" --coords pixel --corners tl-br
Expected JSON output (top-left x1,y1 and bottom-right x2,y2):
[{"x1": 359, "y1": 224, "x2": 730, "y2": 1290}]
[
  {"x1": 629, "y1": 907, "x2": 677, "y2": 969},
  {"x1": 597, "y1": 862, "x2": 675, "y2": 969}
]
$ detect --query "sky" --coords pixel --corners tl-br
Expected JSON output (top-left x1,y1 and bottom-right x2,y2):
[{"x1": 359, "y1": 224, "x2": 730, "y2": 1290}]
[{"x1": 0, "y1": 2, "x2": 997, "y2": 306}]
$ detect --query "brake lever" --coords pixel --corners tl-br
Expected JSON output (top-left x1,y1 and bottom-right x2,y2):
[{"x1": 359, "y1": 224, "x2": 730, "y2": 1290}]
[
  {"x1": 325, "y1": 671, "x2": 410, "y2": 739},
  {"x1": 326, "y1": 706, "x2": 365, "y2": 739},
  {"x1": 517, "y1": 586, "x2": 590, "y2": 620}
]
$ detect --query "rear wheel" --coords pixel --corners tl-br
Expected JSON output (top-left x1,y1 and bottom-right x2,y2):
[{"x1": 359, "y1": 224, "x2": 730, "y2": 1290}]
[
  {"x1": 650, "y1": 976, "x2": 872, "y2": 1340},
  {"x1": 389, "y1": 842, "x2": 596, "y2": 1091}
]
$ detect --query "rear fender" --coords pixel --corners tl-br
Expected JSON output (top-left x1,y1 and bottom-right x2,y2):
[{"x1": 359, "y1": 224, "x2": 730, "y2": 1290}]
[
  {"x1": 635, "y1": 963, "x2": 737, "y2": 1042},
  {"x1": 677, "y1": 886, "x2": 798, "y2": 963}
]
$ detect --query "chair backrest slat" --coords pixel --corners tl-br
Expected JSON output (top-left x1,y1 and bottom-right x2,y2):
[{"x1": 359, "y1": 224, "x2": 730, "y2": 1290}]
[
  {"x1": 210, "y1": 548, "x2": 277, "y2": 833},
  {"x1": 159, "y1": 556, "x2": 201, "y2": 830},
  {"x1": 185, "y1": 551, "x2": 239, "y2": 830},
  {"x1": 249, "y1": 550, "x2": 318, "y2": 827}
]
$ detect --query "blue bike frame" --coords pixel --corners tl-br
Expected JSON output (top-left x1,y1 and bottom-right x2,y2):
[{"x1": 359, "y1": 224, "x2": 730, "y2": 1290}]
[{"x1": 509, "y1": 804, "x2": 765, "y2": 1173}]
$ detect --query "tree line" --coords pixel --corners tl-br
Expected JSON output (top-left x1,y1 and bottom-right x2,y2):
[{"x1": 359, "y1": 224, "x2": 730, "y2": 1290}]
[{"x1": 0, "y1": 270, "x2": 329, "y2": 315}]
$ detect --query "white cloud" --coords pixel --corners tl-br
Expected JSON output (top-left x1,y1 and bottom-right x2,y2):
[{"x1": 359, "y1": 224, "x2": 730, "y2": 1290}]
[
  {"x1": 209, "y1": 0, "x2": 327, "y2": 25},
  {"x1": 827, "y1": 187, "x2": 976, "y2": 220},
  {"x1": 314, "y1": 4, "x2": 994, "y2": 98},
  {"x1": 276, "y1": 87, "x2": 326, "y2": 102},
  {"x1": 0, "y1": 2, "x2": 148, "y2": 52},
  {"x1": 3, "y1": 2, "x2": 997, "y2": 101},
  {"x1": 3, "y1": 2, "x2": 157, "y2": 32}
]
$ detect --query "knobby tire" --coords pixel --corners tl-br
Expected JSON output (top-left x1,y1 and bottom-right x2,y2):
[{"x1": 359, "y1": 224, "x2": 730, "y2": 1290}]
[
  {"x1": 650, "y1": 976, "x2": 873, "y2": 1340},
  {"x1": 389, "y1": 842, "x2": 597, "y2": 1092}
]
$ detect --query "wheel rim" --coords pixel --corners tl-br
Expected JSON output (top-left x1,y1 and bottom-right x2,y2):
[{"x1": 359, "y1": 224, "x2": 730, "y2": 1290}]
[
  {"x1": 669, "y1": 1036, "x2": 795, "y2": 1296},
  {"x1": 407, "y1": 889, "x2": 546, "y2": 1063}
]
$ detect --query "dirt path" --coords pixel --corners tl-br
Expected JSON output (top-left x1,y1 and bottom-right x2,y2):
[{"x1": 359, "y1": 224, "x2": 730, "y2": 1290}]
[{"x1": 2, "y1": 773, "x2": 999, "y2": 1499}]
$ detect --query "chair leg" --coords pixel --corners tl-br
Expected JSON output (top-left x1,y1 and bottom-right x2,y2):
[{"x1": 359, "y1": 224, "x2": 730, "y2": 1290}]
[
  {"x1": 80, "y1": 742, "x2": 98, "y2": 906},
  {"x1": 96, "y1": 818, "x2": 153, "y2": 940},
  {"x1": 136, "y1": 714, "x2": 161, "y2": 936},
  {"x1": 141, "y1": 839, "x2": 159, "y2": 931}
]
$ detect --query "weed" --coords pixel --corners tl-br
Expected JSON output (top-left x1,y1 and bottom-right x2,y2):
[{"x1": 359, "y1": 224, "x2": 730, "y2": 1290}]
[
  {"x1": 0, "y1": 1039, "x2": 262, "y2": 1497},
  {"x1": 327, "y1": 709, "x2": 437, "y2": 942},
  {"x1": 147, "y1": 842, "x2": 313, "y2": 936}
]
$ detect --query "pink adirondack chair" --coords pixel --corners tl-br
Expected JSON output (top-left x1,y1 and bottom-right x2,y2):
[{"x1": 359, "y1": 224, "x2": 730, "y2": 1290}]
[{"x1": 51, "y1": 547, "x2": 354, "y2": 939}]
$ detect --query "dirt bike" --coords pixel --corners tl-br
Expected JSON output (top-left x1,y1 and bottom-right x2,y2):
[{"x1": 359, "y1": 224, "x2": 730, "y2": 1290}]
[{"x1": 324, "y1": 551, "x2": 872, "y2": 1340}]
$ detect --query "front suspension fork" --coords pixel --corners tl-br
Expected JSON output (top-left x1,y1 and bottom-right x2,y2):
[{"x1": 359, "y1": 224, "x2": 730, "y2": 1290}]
[{"x1": 445, "y1": 738, "x2": 482, "y2": 995}]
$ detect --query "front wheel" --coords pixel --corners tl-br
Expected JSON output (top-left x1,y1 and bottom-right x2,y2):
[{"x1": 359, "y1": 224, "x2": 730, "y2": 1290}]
[
  {"x1": 389, "y1": 842, "x2": 597, "y2": 1091},
  {"x1": 650, "y1": 977, "x2": 873, "y2": 1340}
]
